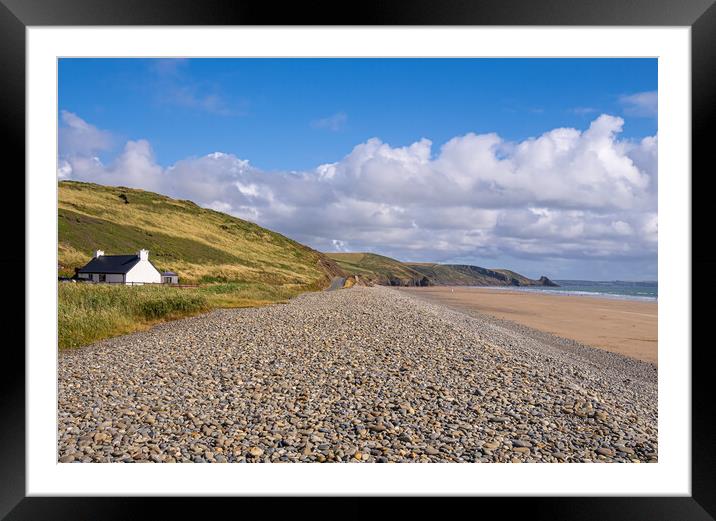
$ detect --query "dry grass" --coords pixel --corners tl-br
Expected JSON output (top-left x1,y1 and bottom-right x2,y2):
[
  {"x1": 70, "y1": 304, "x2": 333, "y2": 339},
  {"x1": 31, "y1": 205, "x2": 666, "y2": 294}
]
[
  {"x1": 58, "y1": 280, "x2": 322, "y2": 349},
  {"x1": 58, "y1": 181, "x2": 330, "y2": 286},
  {"x1": 57, "y1": 181, "x2": 342, "y2": 348},
  {"x1": 58, "y1": 283, "x2": 209, "y2": 349}
]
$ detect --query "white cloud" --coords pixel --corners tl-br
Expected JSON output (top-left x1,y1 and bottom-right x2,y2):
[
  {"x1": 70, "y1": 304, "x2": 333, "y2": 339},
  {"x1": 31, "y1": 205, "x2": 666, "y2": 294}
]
[
  {"x1": 58, "y1": 110, "x2": 113, "y2": 157},
  {"x1": 148, "y1": 59, "x2": 245, "y2": 116},
  {"x1": 150, "y1": 58, "x2": 189, "y2": 77},
  {"x1": 206, "y1": 200, "x2": 233, "y2": 213},
  {"x1": 59, "y1": 113, "x2": 657, "y2": 277},
  {"x1": 571, "y1": 107, "x2": 597, "y2": 115},
  {"x1": 58, "y1": 113, "x2": 163, "y2": 190},
  {"x1": 619, "y1": 91, "x2": 657, "y2": 118},
  {"x1": 332, "y1": 239, "x2": 349, "y2": 252},
  {"x1": 57, "y1": 160, "x2": 73, "y2": 180},
  {"x1": 311, "y1": 112, "x2": 348, "y2": 131},
  {"x1": 612, "y1": 220, "x2": 633, "y2": 236},
  {"x1": 163, "y1": 86, "x2": 236, "y2": 116}
]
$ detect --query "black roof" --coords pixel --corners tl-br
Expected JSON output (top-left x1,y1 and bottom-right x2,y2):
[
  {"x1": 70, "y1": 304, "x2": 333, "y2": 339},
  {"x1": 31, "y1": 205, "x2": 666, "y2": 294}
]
[
  {"x1": 162, "y1": 271, "x2": 177, "y2": 276},
  {"x1": 77, "y1": 255, "x2": 140, "y2": 274}
]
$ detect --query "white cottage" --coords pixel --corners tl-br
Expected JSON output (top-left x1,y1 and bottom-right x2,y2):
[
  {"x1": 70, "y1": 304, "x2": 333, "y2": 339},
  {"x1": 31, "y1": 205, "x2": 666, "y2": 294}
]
[{"x1": 76, "y1": 249, "x2": 162, "y2": 285}]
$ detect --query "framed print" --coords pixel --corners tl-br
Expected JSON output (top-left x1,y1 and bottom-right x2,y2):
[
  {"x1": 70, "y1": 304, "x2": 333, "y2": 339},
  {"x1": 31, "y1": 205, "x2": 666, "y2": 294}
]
[{"x1": 2, "y1": 0, "x2": 714, "y2": 517}]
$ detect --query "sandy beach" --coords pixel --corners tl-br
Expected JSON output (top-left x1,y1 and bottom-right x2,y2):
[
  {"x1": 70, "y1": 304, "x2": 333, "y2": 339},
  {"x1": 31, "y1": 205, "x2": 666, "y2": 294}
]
[{"x1": 402, "y1": 287, "x2": 657, "y2": 364}]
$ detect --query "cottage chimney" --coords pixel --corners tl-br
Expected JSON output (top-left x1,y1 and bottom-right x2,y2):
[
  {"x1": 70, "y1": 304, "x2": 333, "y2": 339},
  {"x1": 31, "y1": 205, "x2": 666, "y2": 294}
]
[
  {"x1": 138, "y1": 249, "x2": 149, "y2": 261},
  {"x1": 94, "y1": 250, "x2": 104, "y2": 258}
]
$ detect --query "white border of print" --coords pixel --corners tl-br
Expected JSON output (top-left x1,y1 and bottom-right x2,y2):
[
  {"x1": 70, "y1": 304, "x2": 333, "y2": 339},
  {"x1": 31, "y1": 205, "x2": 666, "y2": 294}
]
[{"x1": 27, "y1": 27, "x2": 689, "y2": 496}]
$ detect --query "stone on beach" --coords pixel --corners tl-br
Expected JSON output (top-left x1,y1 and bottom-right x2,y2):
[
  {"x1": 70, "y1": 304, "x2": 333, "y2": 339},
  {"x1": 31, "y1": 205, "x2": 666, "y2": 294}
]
[{"x1": 58, "y1": 287, "x2": 657, "y2": 463}]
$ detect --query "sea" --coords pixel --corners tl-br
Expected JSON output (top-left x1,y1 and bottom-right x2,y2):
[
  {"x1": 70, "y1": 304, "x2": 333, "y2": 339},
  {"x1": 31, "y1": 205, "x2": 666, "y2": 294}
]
[{"x1": 483, "y1": 280, "x2": 658, "y2": 302}]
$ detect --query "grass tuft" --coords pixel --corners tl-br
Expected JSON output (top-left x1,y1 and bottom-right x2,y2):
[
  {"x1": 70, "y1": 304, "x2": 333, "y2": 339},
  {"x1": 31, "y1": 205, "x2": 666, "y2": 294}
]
[
  {"x1": 57, "y1": 181, "x2": 346, "y2": 348},
  {"x1": 58, "y1": 284, "x2": 209, "y2": 349},
  {"x1": 58, "y1": 281, "x2": 321, "y2": 349}
]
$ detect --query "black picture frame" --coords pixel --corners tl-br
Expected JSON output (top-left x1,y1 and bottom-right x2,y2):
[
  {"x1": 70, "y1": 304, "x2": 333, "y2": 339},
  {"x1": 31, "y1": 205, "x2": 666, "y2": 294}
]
[{"x1": 2, "y1": 0, "x2": 713, "y2": 517}]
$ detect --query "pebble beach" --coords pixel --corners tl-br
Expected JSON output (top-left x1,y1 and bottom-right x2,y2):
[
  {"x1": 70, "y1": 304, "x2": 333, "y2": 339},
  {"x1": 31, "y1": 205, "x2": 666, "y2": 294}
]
[{"x1": 58, "y1": 286, "x2": 657, "y2": 463}]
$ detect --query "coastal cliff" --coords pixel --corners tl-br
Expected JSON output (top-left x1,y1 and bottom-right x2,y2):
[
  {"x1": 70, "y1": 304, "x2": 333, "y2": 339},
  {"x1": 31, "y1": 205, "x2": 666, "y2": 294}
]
[{"x1": 326, "y1": 253, "x2": 559, "y2": 288}]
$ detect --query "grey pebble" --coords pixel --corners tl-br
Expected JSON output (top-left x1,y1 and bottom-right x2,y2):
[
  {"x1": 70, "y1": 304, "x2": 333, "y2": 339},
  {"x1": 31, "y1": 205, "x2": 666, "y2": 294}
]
[{"x1": 58, "y1": 287, "x2": 657, "y2": 463}]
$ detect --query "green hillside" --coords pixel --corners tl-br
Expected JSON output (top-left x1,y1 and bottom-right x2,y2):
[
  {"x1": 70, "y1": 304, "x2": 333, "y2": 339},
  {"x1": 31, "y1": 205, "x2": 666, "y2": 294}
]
[
  {"x1": 326, "y1": 252, "x2": 430, "y2": 286},
  {"x1": 326, "y1": 252, "x2": 556, "y2": 287},
  {"x1": 405, "y1": 263, "x2": 508, "y2": 285},
  {"x1": 405, "y1": 263, "x2": 552, "y2": 286},
  {"x1": 59, "y1": 181, "x2": 343, "y2": 287},
  {"x1": 58, "y1": 181, "x2": 346, "y2": 348},
  {"x1": 490, "y1": 269, "x2": 543, "y2": 286}
]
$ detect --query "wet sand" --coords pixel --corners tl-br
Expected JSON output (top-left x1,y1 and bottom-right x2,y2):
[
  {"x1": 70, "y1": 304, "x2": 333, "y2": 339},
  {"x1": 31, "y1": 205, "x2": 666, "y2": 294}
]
[{"x1": 402, "y1": 287, "x2": 657, "y2": 364}]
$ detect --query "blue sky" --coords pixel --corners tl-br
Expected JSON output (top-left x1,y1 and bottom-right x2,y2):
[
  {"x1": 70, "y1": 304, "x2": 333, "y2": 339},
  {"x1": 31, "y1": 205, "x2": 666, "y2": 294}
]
[
  {"x1": 58, "y1": 58, "x2": 658, "y2": 280},
  {"x1": 59, "y1": 58, "x2": 657, "y2": 170}
]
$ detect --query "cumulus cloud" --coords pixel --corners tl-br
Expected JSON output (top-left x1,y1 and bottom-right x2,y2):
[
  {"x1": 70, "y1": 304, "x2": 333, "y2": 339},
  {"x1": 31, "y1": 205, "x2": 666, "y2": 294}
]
[
  {"x1": 58, "y1": 110, "x2": 113, "y2": 157},
  {"x1": 58, "y1": 113, "x2": 657, "y2": 277},
  {"x1": 60, "y1": 139, "x2": 164, "y2": 192},
  {"x1": 332, "y1": 239, "x2": 350, "y2": 252},
  {"x1": 620, "y1": 91, "x2": 657, "y2": 118}
]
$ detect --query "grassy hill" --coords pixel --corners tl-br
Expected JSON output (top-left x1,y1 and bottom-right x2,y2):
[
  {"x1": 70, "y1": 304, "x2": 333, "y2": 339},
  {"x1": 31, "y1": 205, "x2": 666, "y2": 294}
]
[
  {"x1": 58, "y1": 181, "x2": 344, "y2": 347},
  {"x1": 59, "y1": 181, "x2": 343, "y2": 286},
  {"x1": 326, "y1": 253, "x2": 430, "y2": 286},
  {"x1": 327, "y1": 253, "x2": 556, "y2": 287},
  {"x1": 405, "y1": 263, "x2": 512, "y2": 285},
  {"x1": 490, "y1": 269, "x2": 547, "y2": 286}
]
